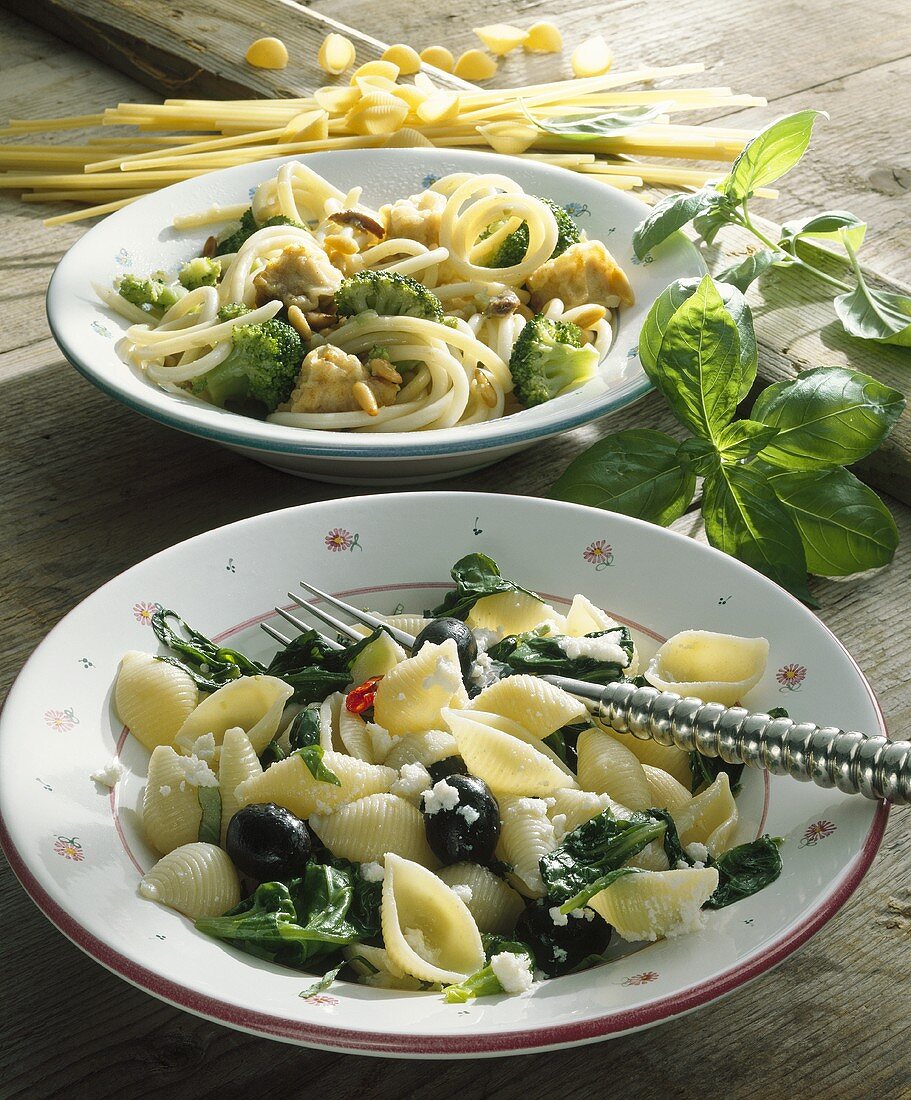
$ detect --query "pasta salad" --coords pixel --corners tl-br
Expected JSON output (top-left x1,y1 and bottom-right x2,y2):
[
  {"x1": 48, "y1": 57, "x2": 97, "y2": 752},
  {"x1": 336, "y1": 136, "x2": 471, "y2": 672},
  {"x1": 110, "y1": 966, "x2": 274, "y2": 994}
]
[
  {"x1": 113, "y1": 553, "x2": 782, "y2": 1001},
  {"x1": 98, "y1": 164, "x2": 633, "y2": 432}
]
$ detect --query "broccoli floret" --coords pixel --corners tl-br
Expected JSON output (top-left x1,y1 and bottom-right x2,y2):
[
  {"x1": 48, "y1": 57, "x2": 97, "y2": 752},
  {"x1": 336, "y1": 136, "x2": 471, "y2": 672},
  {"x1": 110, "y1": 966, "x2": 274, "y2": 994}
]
[
  {"x1": 178, "y1": 256, "x2": 222, "y2": 290},
  {"x1": 192, "y1": 318, "x2": 303, "y2": 414},
  {"x1": 216, "y1": 302, "x2": 252, "y2": 322},
  {"x1": 484, "y1": 197, "x2": 581, "y2": 268},
  {"x1": 367, "y1": 344, "x2": 392, "y2": 360},
  {"x1": 215, "y1": 210, "x2": 307, "y2": 256},
  {"x1": 335, "y1": 270, "x2": 444, "y2": 323},
  {"x1": 117, "y1": 274, "x2": 183, "y2": 315},
  {"x1": 508, "y1": 315, "x2": 599, "y2": 407}
]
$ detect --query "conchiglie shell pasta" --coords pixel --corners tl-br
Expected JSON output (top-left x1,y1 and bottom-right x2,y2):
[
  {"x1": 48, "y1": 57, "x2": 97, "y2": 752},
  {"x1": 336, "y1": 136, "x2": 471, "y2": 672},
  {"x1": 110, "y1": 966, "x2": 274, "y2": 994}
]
[
  {"x1": 671, "y1": 773, "x2": 738, "y2": 857},
  {"x1": 588, "y1": 867, "x2": 719, "y2": 942},
  {"x1": 343, "y1": 943, "x2": 423, "y2": 990},
  {"x1": 547, "y1": 787, "x2": 623, "y2": 835},
  {"x1": 382, "y1": 614, "x2": 432, "y2": 636},
  {"x1": 142, "y1": 745, "x2": 214, "y2": 855},
  {"x1": 217, "y1": 728, "x2": 262, "y2": 845},
  {"x1": 576, "y1": 728, "x2": 652, "y2": 810},
  {"x1": 139, "y1": 842, "x2": 241, "y2": 920},
  {"x1": 437, "y1": 863, "x2": 525, "y2": 934},
  {"x1": 373, "y1": 640, "x2": 468, "y2": 736},
  {"x1": 309, "y1": 794, "x2": 438, "y2": 867},
  {"x1": 495, "y1": 796, "x2": 557, "y2": 898},
  {"x1": 466, "y1": 591, "x2": 567, "y2": 637},
  {"x1": 382, "y1": 729, "x2": 459, "y2": 770},
  {"x1": 645, "y1": 630, "x2": 770, "y2": 706},
  {"x1": 468, "y1": 675, "x2": 586, "y2": 738},
  {"x1": 564, "y1": 596, "x2": 639, "y2": 676},
  {"x1": 115, "y1": 651, "x2": 198, "y2": 752},
  {"x1": 642, "y1": 765, "x2": 693, "y2": 813},
  {"x1": 624, "y1": 840, "x2": 670, "y2": 872},
  {"x1": 236, "y1": 751, "x2": 396, "y2": 819},
  {"x1": 338, "y1": 706, "x2": 375, "y2": 763},
  {"x1": 175, "y1": 675, "x2": 293, "y2": 753},
  {"x1": 464, "y1": 710, "x2": 577, "y2": 781},
  {"x1": 445, "y1": 709, "x2": 577, "y2": 796},
  {"x1": 594, "y1": 722, "x2": 693, "y2": 787},
  {"x1": 381, "y1": 854, "x2": 485, "y2": 984},
  {"x1": 348, "y1": 630, "x2": 407, "y2": 684}
]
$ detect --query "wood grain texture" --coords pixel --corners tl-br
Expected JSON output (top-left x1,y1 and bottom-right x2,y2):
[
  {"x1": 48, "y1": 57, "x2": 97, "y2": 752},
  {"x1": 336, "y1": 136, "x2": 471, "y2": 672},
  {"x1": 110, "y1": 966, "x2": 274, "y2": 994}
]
[{"x1": 1, "y1": 3, "x2": 910, "y2": 1096}]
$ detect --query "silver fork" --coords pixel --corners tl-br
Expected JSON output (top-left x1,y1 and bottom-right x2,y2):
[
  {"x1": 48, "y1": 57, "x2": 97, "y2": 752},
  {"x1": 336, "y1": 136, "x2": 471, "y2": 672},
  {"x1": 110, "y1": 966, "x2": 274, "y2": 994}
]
[{"x1": 264, "y1": 580, "x2": 911, "y2": 805}]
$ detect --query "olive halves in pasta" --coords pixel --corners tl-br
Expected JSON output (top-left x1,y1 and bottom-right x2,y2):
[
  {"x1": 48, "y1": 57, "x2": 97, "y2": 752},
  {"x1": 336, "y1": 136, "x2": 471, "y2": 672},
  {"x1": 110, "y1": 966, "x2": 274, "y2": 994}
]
[
  {"x1": 225, "y1": 802, "x2": 312, "y2": 882},
  {"x1": 515, "y1": 899, "x2": 612, "y2": 977},
  {"x1": 422, "y1": 774, "x2": 500, "y2": 865},
  {"x1": 412, "y1": 618, "x2": 478, "y2": 679}
]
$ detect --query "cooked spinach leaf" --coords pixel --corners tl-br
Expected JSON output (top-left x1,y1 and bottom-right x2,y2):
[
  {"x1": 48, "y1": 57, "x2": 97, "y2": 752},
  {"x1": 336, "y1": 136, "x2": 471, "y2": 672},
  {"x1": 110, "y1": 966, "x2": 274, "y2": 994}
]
[
  {"x1": 299, "y1": 964, "x2": 344, "y2": 999},
  {"x1": 265, "y1": 626, "x2": 384, "y2": 703},
  {"x1": 489, "y1": 627, "x2": 634, "y2": 683},
  {"x1": 292, "y1": 744, "x2": 341, "y2": 786},
  {"x1": 152, "y1": 607, "x2": 264, "y2": 691},
  {"x1": 429, "y1": 553, "x2": 537, "y2": 621},
  {"x1": 705, "y1": 836, "x2": 783, "y2": 908},
  {"x1": 442, "y1": 936, "x2": 536, "y2": 1002},
  {"x1": 196, "y1": 786, "x2": 222, "y2": 845},
  {"x1": 287, "y1": 707, "x2": 322, "y2": 750},
  {"x1": 689, "y1": 753, "x2": 746, "y2": 796}
]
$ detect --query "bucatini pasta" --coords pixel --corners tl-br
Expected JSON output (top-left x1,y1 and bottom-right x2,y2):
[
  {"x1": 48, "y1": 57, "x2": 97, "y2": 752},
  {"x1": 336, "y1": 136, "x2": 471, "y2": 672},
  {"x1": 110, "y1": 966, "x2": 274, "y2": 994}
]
[{"x1": 113, "y1": 552, "x2": 782, "y2": 1001}]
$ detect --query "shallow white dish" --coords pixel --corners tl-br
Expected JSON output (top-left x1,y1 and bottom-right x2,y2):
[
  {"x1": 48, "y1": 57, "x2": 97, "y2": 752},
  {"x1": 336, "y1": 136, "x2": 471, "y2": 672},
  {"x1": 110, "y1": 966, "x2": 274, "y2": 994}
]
[
  {"x1": 0, "y1": 493, "x2": 888, "y2": 1056},
  {"x1": 46, "y1": 149, "x2": 703, "y2": 485}
]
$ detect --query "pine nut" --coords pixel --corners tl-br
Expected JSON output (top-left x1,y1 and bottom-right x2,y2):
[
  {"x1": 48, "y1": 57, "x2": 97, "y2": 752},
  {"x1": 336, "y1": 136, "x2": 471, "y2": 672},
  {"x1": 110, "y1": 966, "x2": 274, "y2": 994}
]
[{"x1": 353, "y1": 381, "x2": 380, "y2": 415}]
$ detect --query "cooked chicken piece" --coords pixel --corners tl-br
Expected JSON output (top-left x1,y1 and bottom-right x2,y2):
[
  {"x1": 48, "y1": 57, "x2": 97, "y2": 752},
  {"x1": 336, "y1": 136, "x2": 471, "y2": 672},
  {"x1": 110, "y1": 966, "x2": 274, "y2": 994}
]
[
  {"x1": 279, "y1": 344, "x2": 399, "y2": 414},
  {"x1": 380, "y1": 188, "x2": 448, "y2": 249},
  {"x1": 527, "y1": 240, "x2": 635, "y2": 312},
  {"x1": 327, "y1": 210, "x2": 385, "y2": 238},
  {"x1": 253, "y1": 240, "x2": 343, "y2": 313}
]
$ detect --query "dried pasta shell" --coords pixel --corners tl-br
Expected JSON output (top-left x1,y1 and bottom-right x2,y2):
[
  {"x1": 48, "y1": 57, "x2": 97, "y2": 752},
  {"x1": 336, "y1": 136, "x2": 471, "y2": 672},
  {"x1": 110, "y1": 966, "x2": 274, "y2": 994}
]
[
  {"x1": 445, "y1": 709, "x2": 577, "y2": 796},
  {"x1": 495, "y1": 796, "x2": 557, "y2": 898},
  {"x1": 671, "y1": 773, "x2": 738, "y2": 856},
  {"x1": 373, "y1": 640, "x2": 468, "y2": 736},
  {"x1": 309, "y1": 793, "x2": 438, "y2": 867},
  {"x1": 437, "y1": 863, "x2": 525, "y2": 934},
  {"x1": 217, "y1": 728, "x2": 262, "y2": 845},
  {"x1": 142, "y1": 745, "x2": 216, "y2": 855},
  {"x1": 576, "y1": 728, "x2": 651, "y2": 810},
  {"x1": 645, "y1": 630, "x2": 769, "y2": 707},
  {"x1": 381, "y1": 854, "x2": 485, "y2": 984},
  {"x1": 176, "y1": 675, "x2": 293, "y2": 753},
  {"x1": 382, "y1": 729, "x2": 458, "y2": 770},
  {"x1": 114, "y1": 651, "x2": 198, "y2": 752},
  {"x1": 468, "y1": 675, "x2": 586, "y2": 738},
  {"x1": 588, "y1": 867, "x2": 719, "y2": 942},
  {"x1": 236, "y1": 751, "x2": 396, "y2": 819},
  {"x1": 139, "y1": 842, "x2": 240, "y2": 920},
  {"x1": 466, "y1": 591, "x2": 566, "y2": 638}
]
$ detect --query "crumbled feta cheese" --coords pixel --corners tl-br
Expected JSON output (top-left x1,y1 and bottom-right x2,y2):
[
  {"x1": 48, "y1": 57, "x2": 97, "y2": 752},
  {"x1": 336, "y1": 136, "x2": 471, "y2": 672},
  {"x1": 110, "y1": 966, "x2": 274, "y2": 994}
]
[
  {"x1": 421, "y1": 650, "x2": 461, "y2": 693},
  {"x1": 360, "y1": 861, "x2": 385, "y2": 883},
  {"x1": 471, "y1": 627, "x2": 499, "y2": 653},
  {"x1": 686, "y1": 842, "x2": 709, "y2": 863},
  {"x1": 171, "y1": 753, "x2": 219, "y2": 789},
  {"x1": 551, "y1": 813, "x2": 568, "y2": 843},
  {"x1": 366, "y1": 721, "x2": 396, "y2": 761},
  {"x1": 391, "y1": 762, "x2": 433, "y2": 803},
  {"x1": 422, "y1": 778, "x2": 460, "y2": 815},
  {"x1": 451, "y1": 884, "x2": 473, "y2": 904},
  {"x1": 313, "y1": 800, "x2": 334, "y2": 816},
  {"x1": 456, "y1": 804, "x2": 480, "y2": 825},
  {"x1": 549, "y1": 905, "x2": 569, "y2": 927},
  {"x1": 468, "y1": 650, "x2": 501, "y2": 691},
  {"x1": 90, "y1": 759, "x2": 123, "y2": 788},
  {"x1": 158, "y1": 785, "x2": 172, "y2": 797},
  {"x1": 189, "y1": 733, "x2": 217, "y2": 761},
  {"x1": 557, "y1": 631, "x2": 630, "y2": 667},
  {"x1": 570, "y1": 908, "x2": 594, "y2": 921},
  {"x1": 552, "y1": 946, "x2": 568, "y2": 963},
  {"x1": 505, "y1": 796, "x2": 549, "y2": 819},
  {"x1": 490, "y1": 951, "x2": 534, "y2": 994},
  {"x1": 404, "y1": 926, "x2": 436, "y2": 962}
]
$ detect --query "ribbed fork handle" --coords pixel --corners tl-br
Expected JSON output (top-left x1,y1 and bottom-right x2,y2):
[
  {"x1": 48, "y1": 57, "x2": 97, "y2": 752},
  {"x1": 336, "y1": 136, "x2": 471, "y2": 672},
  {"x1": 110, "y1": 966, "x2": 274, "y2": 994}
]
[{"x1": 543, "y1": 676, "x2": 911, "y2": 804}]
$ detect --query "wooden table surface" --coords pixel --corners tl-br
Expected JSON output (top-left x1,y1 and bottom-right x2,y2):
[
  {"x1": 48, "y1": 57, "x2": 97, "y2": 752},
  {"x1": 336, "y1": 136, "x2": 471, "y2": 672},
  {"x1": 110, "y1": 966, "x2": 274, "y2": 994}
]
[{"x1": 1, "y1": 2, "x2": 909, "y2": 1096}]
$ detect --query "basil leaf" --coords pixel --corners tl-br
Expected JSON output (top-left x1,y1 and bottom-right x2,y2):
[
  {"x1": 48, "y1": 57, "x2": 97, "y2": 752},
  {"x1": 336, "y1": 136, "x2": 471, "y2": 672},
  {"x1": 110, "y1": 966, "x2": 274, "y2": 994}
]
[
  {"x1": 834, "y1": 278, "x2": 911, "y2": 347},
  {"x1": 779, "y1": 209, "x2": 866, "y2": 252},
  {"x1": 549, "y1": 428, "x2": 696, "y2": 526},
  {"x1": 693, "y1": 205, "x2": 731, "y2": 245},
  {"x1": 650, "y1": 275, "x2": 743, "y2": 441},
  {"x1": 723, "y1": 110, "x2": 826, "y2": 200},
  {"x1": 702, "y1": 462, "x2": 814, "y2": 603},
  {"x1": 715, "y1": 419, "x2": 780, "y2": 462},
  {"x1": 522, "y1": 100, "x2": 671, "y2": 140},
  {"x1": 676, "y1": 437, "x2": 720, "y2": 478},
  {"x1": 292, "y1": 744, "x2": 342, "y2": 786},
  {"x1": 768, "y1": 467, "x2": 899, "y2": 575},
  {"x1": 632, "y1": 186, "x2": 726, "y2": 259},
  {"x1": 752, "y1": 367, "x2": 905, "y2": 470},
  {"x1": 639, "y1": 278, "x2": 757, "y2": 399},
  {"x1": 197, "y1": 786, "x2": 222, "y2": 845},
  {"x1": 704, "y1": 836, "x2": 783, "y2": 909},
  {"x1": 714, "y1": 249, "x2": 781, "y2": 292}
]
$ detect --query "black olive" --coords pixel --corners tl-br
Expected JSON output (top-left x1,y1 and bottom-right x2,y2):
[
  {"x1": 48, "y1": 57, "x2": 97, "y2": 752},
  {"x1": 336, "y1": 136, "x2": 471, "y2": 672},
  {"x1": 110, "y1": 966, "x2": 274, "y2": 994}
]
[
  {"x1": 427, "y1": 755, "x2": 470, "y2": 783},
  {"x1": 423, "y1": 774, "x2": 500, "y2": 865},
  {"x1": 515, "y1": 899, "x2": 612, "y2": 977},
  {"x1": 412, "y1": 617, "x2": 478, "y2": 678},
  {"x1": 226, "y1": 802, "x2": 312, "y2": 882}
]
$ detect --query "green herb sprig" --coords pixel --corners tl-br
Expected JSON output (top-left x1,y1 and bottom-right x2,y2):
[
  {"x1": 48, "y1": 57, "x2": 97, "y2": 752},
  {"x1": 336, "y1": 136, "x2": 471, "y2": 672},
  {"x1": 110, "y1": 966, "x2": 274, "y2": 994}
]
[
  {"x1": 632, "y1": 110, "x2": 911, "y2": 346},
  {"x1": 551, "y1": 274, "x2": 904, "y2": 602}
]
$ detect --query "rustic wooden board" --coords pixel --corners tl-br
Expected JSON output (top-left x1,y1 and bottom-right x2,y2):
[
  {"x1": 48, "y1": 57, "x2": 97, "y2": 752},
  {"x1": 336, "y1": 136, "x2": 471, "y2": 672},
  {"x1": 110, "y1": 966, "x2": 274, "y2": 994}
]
[{"x1": 3, "y1": 0, "x2": 910, "y2": 501}]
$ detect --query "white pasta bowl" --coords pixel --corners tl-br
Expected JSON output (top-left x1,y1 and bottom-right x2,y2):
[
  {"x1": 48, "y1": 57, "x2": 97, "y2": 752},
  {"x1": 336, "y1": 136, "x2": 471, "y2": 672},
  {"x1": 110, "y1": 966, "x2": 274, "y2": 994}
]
[
  {"x1": 45, "y1": 149, "x2": 702, "y2": 485},
  {"x1": 0, "y1": 492, "x2": 888, "y2": 1057}
]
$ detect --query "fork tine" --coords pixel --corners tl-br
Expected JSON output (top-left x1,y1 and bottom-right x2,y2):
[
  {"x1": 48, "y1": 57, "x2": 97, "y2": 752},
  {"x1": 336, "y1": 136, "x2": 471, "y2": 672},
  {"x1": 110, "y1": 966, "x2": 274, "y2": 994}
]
[
  {"x1": 297, "y1": 579, "x2": 417, "y2": 648},
  {"x1": 287, "y1": 591, "x2": 366, "y2": 644},
  {"x1": 274, "y1": 605, "x2": 345, "y2": 650},
  {"x1": 261, "y1": 621, "x2": 294, "y2": 648}
]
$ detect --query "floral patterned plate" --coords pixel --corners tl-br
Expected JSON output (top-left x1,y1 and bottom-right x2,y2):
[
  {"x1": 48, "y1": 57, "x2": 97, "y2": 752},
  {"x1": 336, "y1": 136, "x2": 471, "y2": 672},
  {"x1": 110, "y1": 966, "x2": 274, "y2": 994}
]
[
  {"x1": 0, "y1": 493, "x2": 887, "y2": 1056},
  {"x1": 45, "y1": 148, "x2": 703, "y2": 485}
]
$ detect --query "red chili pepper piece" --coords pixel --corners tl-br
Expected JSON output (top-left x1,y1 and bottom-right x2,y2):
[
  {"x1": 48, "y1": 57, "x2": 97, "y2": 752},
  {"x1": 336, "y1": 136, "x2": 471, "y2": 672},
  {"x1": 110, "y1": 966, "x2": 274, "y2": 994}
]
[{"x1": 346, "y1": 675, "x2": 383, "y2": 714}]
